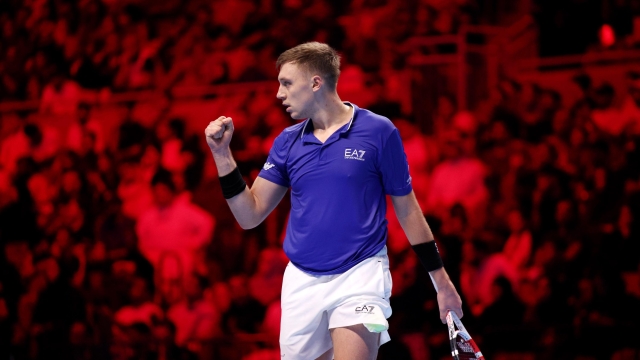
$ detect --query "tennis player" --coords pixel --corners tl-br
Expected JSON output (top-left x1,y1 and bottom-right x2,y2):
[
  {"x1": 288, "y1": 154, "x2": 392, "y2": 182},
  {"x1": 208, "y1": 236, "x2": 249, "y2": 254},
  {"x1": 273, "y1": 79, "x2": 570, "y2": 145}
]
[{"x1": 205, "y1": 42, "x2": 463, "y2": 360}]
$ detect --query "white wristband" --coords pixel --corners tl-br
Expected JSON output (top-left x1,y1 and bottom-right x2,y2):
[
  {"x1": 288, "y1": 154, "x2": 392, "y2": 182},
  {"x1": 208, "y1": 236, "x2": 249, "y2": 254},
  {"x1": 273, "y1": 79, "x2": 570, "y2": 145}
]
[{"x1": 429, "y1": 273, "x2": 438, "y2": 293}]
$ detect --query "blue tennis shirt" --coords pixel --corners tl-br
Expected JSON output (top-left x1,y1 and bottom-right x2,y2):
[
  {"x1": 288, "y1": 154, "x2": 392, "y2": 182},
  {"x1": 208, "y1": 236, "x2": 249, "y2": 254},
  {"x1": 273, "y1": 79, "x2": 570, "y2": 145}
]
[{"x1": 258, "y1": 103, "x2": 412, "y2": 275}]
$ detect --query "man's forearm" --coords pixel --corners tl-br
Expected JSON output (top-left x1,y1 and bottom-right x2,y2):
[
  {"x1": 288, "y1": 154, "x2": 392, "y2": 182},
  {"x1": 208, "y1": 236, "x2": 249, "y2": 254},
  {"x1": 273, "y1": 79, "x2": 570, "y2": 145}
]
[
  {"x1": 428, "y1": 267, "x2": 455, "y2": 292},
  {"x1": 392, "y1": 193, "x2": 454, "y2": 287},
  {"x1": 210, "y1": 148, "x2": 286, "y2": 229},
  {"x1": 211, "y1": 148, "x2": 238, "y2": 176},
  {"x1": 210, "y1": 147, "x2": 256, "y2": 227},
  {"x1": 392, "y1": 193, "x2": 436, "y2": 246},
  {"x1": 391, "y1": 192, "x2": 463, "y2": 320}
]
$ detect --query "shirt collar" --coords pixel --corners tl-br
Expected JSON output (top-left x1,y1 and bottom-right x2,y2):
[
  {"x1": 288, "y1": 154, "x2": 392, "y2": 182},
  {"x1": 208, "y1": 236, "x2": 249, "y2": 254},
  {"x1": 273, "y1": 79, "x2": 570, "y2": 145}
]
[
  {"x1": 342, "y1": 102, "x2": 356, "y2": 133},
  {"x1": 300, "y1": 102, "x2": 357, "y2": 140}
]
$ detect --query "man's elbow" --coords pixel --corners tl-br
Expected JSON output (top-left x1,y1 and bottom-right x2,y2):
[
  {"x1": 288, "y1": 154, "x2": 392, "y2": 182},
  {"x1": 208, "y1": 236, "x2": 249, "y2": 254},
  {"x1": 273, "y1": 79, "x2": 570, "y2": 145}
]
[
  {"x1": 238, "y1": 223, "x2": 256, "y2": 230},
  {"x1": 237, "y1": 218, "x2": 261, "y2": 230}
]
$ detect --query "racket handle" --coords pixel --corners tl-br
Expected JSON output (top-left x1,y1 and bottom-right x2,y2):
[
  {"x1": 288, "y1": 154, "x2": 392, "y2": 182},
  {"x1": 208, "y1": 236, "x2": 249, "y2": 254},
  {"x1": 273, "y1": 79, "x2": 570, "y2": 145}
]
[{"x1": 449, "y1": 311, "x2": 466, "y2": 333}]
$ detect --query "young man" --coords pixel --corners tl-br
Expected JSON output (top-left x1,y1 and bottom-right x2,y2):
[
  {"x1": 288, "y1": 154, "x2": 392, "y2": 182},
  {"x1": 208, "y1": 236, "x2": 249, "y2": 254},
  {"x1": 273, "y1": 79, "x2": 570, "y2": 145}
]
[{"x1": 205, "y1": 42, "x2": 463, "y2": 360}]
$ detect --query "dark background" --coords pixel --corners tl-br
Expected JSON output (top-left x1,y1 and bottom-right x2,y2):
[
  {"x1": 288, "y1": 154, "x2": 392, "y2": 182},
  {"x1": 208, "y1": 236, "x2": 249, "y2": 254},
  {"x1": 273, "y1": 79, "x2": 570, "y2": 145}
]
[{"x1": 1, "y1": 0, "x2": 640, "y2": 359}]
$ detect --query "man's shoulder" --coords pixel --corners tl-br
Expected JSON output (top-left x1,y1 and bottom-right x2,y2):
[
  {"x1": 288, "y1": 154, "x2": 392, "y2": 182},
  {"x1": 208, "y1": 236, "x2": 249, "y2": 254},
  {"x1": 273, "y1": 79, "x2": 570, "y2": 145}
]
[
  {"x1": 354, "y1": 106, "x2": 396, "y2": 133},
  {"x1": 271, "y1": 121, "x2": 306, "y2": 147},
  {"x1": 355, "y1": 105, "x2": 392, "y2": 122},
  {"x1": 282, "y1": 121, "x2": 306, "y2": 134}
]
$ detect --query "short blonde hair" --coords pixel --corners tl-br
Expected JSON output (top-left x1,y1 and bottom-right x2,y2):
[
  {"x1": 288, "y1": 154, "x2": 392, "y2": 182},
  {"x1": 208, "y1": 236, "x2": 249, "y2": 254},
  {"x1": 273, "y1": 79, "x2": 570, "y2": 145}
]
[{"x1": 276, "y1": 42, "x2": 341, "y2": 90}]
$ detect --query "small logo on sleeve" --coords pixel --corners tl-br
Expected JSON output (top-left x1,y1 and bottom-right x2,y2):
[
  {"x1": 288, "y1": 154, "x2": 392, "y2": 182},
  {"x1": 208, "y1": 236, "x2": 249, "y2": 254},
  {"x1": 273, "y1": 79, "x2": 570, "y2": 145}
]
[
  {"x1": 345, "y1": 148, "x2": 366, "y2": 161},
  {"x1": 355, "y1": 305, "x2": 375, "y2": 314},
  {"x1": 263, "y1": 162, "x2": 275, "y2": 170}
]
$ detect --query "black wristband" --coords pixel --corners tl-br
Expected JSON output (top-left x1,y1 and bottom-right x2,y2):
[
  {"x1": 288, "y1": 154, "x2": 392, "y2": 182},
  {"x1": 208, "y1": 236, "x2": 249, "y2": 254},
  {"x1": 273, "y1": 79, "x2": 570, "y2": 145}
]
[
  {"x1": 219, "y1": 167, "x2": 247, "y2": 199},
  {"x1": 412, "y1": 241, "x2": 444, "y2": 272}
]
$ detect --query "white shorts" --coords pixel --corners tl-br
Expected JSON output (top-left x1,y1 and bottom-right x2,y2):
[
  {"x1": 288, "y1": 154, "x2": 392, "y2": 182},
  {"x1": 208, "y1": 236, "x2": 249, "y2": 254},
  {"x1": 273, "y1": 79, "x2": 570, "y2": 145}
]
[{"x1": 279, "y1": 247, "x2": 393, "y2": 359}]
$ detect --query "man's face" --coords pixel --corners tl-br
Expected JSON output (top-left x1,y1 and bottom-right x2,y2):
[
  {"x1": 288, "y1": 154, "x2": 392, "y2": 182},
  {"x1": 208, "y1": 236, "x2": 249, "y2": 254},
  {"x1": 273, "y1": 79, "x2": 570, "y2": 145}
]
[{"x1": 276, "y1": 62, "x2": 316, "y2": 120}]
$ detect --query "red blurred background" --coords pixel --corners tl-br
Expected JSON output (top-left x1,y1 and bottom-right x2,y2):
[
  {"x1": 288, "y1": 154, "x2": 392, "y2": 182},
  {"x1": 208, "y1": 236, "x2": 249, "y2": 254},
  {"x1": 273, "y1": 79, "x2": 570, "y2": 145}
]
[{"x1": 1, "y1": 0, "x2": 639, "y2": 359}]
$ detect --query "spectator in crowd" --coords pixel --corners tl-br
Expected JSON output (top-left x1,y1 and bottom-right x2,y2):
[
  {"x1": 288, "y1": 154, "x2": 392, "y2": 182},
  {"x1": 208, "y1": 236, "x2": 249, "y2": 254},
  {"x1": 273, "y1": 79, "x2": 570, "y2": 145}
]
[
  {"x1": 39, "y1": 74, "x2": 84, "y2": 116},
  {"x1": 425, "y1": 127, "x2": 489, "y2": 228},
  {"x1": 620, "y1": 71, "x2": 640, "y2": 134},
  {"x1": 114, "y1": 276, "x2": 162, "y2": 329},
  {"x1": 32, "y1": 255, "x2": 86, "y2": 360},
  {"x1": 501, "y1": 208, "x2": 533, "y2": 273},
  {"x1": 66, "y1": 102, "x2": 105, "y2": 155},
  {"x1": 247, "y1": 247, "x2": 287, "y2": 307},
  {"x1": 1, "y1": 121, "x2": 59, "y2": 176},
  {"x1": 590, "y1": 82, "x2": 627, "y2": 136},
  {"x1": 135, "y1": 168, "x2": 215, "y2": 281},
  {"x1": 460, "y1": 239, "x2": 519, "y2": 317},
  {"x1": 156, "y1": 118, "x2": 187, "y2": 173},
  {"x1": 223, "y1": 274, "x2": 266, "y2": 337},
  {"x1": 166, "y1": 274, "x2": 221, "y2": 357}
]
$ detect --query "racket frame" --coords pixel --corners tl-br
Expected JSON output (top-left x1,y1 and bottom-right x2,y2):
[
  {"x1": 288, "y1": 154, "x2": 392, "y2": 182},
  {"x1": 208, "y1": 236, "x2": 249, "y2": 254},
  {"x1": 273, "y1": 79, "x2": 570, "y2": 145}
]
[{"x1": 446, "y1": 310, "x2": 484, "y2": 360}]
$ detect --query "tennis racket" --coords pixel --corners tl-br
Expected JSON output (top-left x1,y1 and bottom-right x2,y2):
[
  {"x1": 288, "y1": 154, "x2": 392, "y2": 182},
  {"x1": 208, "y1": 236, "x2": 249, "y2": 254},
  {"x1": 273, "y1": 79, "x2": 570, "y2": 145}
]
[{"x1": 446, "y1": 310, "x2": 484, "y2": 360}]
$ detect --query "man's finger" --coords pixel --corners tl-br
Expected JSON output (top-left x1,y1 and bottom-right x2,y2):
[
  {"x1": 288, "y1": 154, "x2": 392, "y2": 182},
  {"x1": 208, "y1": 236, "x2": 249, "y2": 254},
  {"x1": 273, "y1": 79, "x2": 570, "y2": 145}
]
[
  {"x1": 213, "y1": 124, "x2": 225, "y2": 139},
  {"x1": 444, "y1": 309, "x2": 462, "y2": 322},
  {"x1": 440, "y1": 308, "x2": 462, "y2": 323}
]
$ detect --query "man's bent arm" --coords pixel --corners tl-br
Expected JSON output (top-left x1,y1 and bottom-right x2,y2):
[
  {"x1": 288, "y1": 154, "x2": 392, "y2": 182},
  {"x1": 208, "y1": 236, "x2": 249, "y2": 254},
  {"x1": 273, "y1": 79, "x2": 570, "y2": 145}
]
[{"x1": 213, "y1": 148, "x2": 288, "y2": 229}]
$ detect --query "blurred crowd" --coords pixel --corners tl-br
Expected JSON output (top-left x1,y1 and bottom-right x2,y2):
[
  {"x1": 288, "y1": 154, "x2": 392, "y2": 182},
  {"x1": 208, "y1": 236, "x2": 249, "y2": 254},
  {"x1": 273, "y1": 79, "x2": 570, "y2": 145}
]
[
  {"x1": 392, "y1": 70, "x2": 640, "y2": 359},
  {"x1": 0, "y1": 0, "x2": 484, "y2": 102},
  {"x1": 1, "y1": 0, "x2": 640, "y2": 360}
]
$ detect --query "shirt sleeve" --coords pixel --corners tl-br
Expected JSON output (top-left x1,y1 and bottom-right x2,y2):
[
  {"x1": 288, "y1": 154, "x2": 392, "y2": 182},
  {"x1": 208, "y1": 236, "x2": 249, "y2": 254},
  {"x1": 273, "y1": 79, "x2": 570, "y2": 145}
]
[
  {"x1": 258, "y1": 132, "x2": 290, "y2": 187},
  {"x1": 378, "y1": 128, "x2": 413, "y2": 196}
]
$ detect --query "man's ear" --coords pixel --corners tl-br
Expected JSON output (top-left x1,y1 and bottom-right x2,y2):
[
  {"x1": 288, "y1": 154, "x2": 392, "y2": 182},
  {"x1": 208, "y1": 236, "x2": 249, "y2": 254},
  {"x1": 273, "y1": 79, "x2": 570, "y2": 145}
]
[{"x1": 311, "y1": 75, "x2": 323, "y2": 92}]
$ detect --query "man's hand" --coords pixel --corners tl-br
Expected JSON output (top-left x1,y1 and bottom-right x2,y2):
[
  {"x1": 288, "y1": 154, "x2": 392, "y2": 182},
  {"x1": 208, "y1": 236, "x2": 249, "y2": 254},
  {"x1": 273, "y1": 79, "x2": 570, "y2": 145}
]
[
  {"x1": 205, "y1": 116, "x2": 234, "y2": 154},
  {"x1": 436, "y1": 282, "x2": 463, "y2": 324}
]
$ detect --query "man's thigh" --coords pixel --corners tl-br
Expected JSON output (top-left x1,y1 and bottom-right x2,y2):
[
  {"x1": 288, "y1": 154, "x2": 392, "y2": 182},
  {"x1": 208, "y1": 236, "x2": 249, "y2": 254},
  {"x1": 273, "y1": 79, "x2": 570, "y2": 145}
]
[
  {"x1": 280, "y1": 264, "x2": 334, "y2": 359},
  {"x1": 280, "y1": 251, "x2": 392, "y2": 359},
  {"x1": 330, "y1": 324, "x2": 380, "y2": 360}
]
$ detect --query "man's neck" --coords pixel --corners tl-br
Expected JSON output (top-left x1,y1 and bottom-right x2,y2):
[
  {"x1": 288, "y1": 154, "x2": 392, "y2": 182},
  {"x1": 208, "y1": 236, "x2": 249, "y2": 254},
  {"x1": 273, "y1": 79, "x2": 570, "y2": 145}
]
[{"x1": 309, "y1": 95, "x2": 352, "y2": 130}]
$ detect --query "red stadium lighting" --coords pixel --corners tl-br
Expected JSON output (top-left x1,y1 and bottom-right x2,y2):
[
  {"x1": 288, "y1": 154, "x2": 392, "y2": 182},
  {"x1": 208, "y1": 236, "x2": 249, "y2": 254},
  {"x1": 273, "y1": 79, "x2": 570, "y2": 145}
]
[{"x1": 599, "y1": 24, "x2": 616, "y2": 48}]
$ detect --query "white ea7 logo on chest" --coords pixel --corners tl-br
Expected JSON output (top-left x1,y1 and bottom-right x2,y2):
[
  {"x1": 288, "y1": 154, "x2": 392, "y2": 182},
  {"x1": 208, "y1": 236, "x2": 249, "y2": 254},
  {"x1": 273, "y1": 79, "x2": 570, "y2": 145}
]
[{"x1": 345, "y1": 148, "x2": 366, "y2": 161}]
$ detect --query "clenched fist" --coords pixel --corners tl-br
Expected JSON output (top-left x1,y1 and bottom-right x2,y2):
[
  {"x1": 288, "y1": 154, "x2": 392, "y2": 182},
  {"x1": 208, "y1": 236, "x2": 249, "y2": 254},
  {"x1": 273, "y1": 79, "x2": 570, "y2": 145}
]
[{"x1": 205, "y1": 116, "x2": 234, "y2": 153}]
